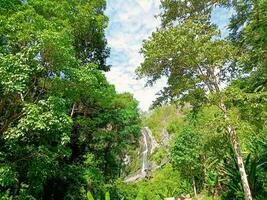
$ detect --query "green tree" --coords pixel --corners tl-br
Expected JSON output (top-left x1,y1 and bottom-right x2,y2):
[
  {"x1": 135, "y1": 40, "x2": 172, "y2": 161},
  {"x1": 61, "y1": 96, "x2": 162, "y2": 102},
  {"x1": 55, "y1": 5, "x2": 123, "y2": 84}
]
[
  {"x1": 171, "y1": 128, "x2": 203, "y2": 199},
  {"x1": 229, "y1": 0, "x2": 267, "y2": 92},
  {"x1": 137, "y1": 2, "x2": 253, "y2": 199},
  {"x1": 160, "y1": 0, "x2": 229, "y2": 26},
  {"x1": 0, "y1": 0, "x2": 141, "y2": 199}
]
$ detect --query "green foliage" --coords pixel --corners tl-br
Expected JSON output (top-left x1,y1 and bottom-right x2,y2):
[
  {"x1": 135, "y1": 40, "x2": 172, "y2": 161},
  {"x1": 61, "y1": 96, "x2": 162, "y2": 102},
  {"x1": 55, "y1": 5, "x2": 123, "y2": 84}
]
[
  {"x1": 160, "y1": 0, "x2": 229, "y2": 26},
  {"x1": 221, "y1": 131, "x2": 267, "y2": 200},
  {"x1": 137, "y1": 18, "x2": 236, "y2": 108},
  {"x1": 135, "y1": 188, "x2": 145, "y2": 200},
  {"x1": 117, "y1": 164, "x2": 191, "y2": 200},
  {"x1": 105, "y1": 191, "x2": 111, "y2": 200},
  {"x1": 0, "y1": 0, "x2": 266, "y2": 199},
  {"x1": 0, "y1": 0, "x2": 141, "y2": 199},
  {"x1": 124, "y1": 147, "x2": 142, "y2": 175},
  {"x1": 141, "y1": 100, "x2": 265, "y2": 199},
  {"x1": 143, "y1": 104, "x2": 180, "y2": 142},
  {"x1": 171, "y1": 128, "x2": 202, "y2": 176},
  {"x1": 150, "y1": 147, "x2": 167, "y2": 165},
  {"x1": 87, "y1": 191, "x2": 95, "y2": 200},
  {"x1": 87, "y1": 191, "x2": 111, "y2": 200},
  {"x1": 137, "y1": 0, "x2": 267, "y2": 199}
]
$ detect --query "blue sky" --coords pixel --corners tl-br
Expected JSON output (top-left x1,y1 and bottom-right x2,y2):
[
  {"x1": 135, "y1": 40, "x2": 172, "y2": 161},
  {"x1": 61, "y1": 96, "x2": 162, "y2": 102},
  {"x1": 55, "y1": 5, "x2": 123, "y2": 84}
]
[{"x1": 104, "y1": 0, "x2": 232, "y2": 111}]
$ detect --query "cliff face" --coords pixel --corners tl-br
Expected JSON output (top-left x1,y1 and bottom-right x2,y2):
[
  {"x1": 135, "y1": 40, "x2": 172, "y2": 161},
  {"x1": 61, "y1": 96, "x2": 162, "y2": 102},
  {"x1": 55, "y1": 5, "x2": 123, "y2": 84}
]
[
  {"x1": 124, "y1": 127, "x2": 156, "y2": 183},
  {"x1": 124, "y1": 126, "x2": 171, "y2": 183}
]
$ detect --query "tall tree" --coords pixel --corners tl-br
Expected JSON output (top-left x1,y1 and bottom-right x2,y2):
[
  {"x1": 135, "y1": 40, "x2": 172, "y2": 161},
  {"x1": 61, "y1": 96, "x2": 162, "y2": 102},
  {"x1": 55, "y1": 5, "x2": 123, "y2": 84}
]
[
  {"x1": 137, "y1": 1, "x2": 253, "y2": 199},
  {"x1": 0, "y1": 0, "x2": 140, "y2": 199}
]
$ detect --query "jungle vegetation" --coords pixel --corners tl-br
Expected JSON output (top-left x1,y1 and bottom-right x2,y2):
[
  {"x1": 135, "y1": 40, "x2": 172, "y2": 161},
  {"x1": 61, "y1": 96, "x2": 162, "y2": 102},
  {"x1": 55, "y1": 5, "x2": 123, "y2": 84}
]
[{"x1": 0, "y1": 0, "x2": 266, "y2": 200}]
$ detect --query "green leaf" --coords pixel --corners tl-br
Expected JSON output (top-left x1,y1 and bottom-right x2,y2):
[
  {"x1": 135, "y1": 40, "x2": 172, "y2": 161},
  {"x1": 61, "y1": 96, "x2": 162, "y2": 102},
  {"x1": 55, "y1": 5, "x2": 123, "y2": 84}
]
[{"x1": 87, "y1": 191, "x2": 94, "y2": 200}]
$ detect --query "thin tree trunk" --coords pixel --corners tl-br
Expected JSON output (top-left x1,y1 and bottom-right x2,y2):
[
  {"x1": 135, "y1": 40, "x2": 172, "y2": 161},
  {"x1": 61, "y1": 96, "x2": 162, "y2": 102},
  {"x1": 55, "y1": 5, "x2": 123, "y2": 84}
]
[
  {"x1": 220, "y1": 102, "x2": 253, "y2": 200},
  {"x1": 70, "y1": 103, "x2": 76, "y2": 117},
  {"x1": 209, "y1": 67, "x2": 253, "y2": 200},
  {"x1": 192, "y1": 175, "x2": 198, "y2": 200}
]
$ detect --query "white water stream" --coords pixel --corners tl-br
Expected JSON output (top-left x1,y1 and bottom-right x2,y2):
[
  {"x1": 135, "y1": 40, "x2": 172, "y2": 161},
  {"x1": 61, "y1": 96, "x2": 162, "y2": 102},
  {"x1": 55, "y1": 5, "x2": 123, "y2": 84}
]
[
  {"x1": 144, "y1": 127, "x2": 158, "y2": 153},
  {"x1": 124, "y1": 127, "x2": 159, "y2": 183},
  {"x1": 141, "y1": 130, "x2": 148, "y2": 173}
]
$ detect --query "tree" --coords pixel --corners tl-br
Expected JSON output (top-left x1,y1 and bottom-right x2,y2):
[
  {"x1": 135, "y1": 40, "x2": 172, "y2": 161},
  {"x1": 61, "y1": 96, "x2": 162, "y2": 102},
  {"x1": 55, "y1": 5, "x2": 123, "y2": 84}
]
[
  {"x1": 229, "y1": 0, "x2": 267, "y2": 93},
  {"x1": 160, "y1": 0, "x2": 229, "y2": 26},
  {"x1": 137, "y1": 1, "x2": 253, "y2": 199},
  {"x1": 0, "y1": 0, "x2": 141, "y2": 199},
  {"x1": 171, "y1": 128, "x2": 203, "y2": 199}
]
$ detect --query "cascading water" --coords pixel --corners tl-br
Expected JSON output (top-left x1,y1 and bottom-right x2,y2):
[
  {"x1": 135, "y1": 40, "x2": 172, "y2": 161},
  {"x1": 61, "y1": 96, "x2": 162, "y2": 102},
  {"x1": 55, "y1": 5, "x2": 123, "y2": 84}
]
[
  {"x1": 141, "y1": 130, "x2": 148, "y2": 173},
  {"x1": 124, "y1": 127, "x2": 159, "y2": 183},
  {"x1": 144, "y1": 127, "x2": 158, "y2": 153}
]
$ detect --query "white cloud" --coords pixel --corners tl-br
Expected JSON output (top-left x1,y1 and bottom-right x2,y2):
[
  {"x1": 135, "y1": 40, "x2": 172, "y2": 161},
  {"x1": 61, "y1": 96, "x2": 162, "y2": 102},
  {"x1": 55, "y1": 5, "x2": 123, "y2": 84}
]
[
  {"x1": 105, "y1": 1, "x2": 232, "y2": 111},
  {"x1": 105, "y1": 0, "x2": 163, "y2": 111}
]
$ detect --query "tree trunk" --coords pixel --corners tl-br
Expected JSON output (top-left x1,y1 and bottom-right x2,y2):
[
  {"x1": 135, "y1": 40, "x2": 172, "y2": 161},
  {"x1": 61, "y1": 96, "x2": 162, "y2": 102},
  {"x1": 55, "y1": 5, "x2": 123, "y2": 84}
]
[
  {"x1": 192, "y1": 175, "x2": 198, "y2": 200},
  {"x1": 220, "y1": 102, "x2": 253, "y2": 200}
]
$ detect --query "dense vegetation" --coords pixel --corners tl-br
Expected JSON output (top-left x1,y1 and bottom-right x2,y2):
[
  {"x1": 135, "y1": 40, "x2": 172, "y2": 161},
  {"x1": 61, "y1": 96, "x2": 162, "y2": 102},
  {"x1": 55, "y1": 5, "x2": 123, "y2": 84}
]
[
  {"x1": 0, "y1": 0, "x2": 140, "y2": 199},
  {"x1": 0, "y1": 0, "x2": 266, "y2": 200},
  {"x1": 120, "y1": 103, "x2": 266, "y2": 199},
  {"x1": 134, "y1": 0, "x2": 266, "y2": 200}
]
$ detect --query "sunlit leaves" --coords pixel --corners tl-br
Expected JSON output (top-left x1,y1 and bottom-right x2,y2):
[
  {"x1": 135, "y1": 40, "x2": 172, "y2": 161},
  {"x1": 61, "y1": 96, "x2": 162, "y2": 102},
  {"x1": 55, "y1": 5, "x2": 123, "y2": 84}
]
[
  {"x1": 5, "y1": 96, "x2": 71, "y2": 141},
  {"x1": 0, "y1": 0, "x2": 120, "y2": 199},
  {"x1": 160, "y1": 0, "x2": 229, "y2": 26},
  {"x1": 0, "y1": 53, "x2": 31, "y2": 94},
  {"x1": 137, "y1": 19, "x2": 235, "y2": 106}
]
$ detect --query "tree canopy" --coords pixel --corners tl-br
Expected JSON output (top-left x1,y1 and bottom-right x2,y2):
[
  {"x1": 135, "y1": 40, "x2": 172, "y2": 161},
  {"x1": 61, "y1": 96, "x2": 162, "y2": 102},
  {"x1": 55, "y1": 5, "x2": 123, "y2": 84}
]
[
  {"x1": 0, "y1": 0, "x2": 266, "y2": 200},
  {"x1": 0, "y1": 1, "x2": 140, "y2": 199},
  {"x1": 136, "y1": 0, "x2": 266, "y2": 199}
]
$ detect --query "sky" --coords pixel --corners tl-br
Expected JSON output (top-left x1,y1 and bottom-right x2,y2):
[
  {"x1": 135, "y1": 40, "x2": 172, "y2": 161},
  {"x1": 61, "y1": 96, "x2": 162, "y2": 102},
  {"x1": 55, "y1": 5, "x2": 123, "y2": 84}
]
[{"x1": 104, "y1": 0, "x2": 232, "y2": 111}]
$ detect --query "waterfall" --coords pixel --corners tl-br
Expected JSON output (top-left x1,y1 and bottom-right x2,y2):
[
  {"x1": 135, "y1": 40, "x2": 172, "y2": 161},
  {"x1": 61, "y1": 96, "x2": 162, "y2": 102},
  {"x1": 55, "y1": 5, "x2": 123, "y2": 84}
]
[
  {"x1": 124, "y1": 127, "x2": 159, "y2": 183},
  {"x1": 141, "y1": 130, "x2": 148, "y2": 173},
  {"x1": 144, "y1": 127, "x2": 159, "y2": 153}
]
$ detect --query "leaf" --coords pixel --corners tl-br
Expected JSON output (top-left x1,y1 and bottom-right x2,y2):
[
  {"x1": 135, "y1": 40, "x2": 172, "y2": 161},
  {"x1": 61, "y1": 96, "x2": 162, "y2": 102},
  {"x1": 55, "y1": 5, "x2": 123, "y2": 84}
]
[
  {"x1": 87, "y1": 191, "x2": 94, "y2": 200},
  {"x1": 105, "y1": 191, "x2": 110, "y2": 200}
]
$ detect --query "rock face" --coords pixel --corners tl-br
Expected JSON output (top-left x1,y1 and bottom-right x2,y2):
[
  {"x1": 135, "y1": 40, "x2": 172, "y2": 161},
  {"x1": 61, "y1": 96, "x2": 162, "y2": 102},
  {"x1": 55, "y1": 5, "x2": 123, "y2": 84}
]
[
  {"x1": 124, "y1": 127, "x2": 158, "y2": 183},
  {"x1": 143, "y1": 127, "x2": 159, "y2": 153},
  {"x1": 124, "y1": 173, "x2": 146, "y2": 183},
  {"x1": 161, "y1": 128, "x2": 171, "y2": 146},
  {"x1": 124, "y1": 127, "x2": 173, "y2": 183}
]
